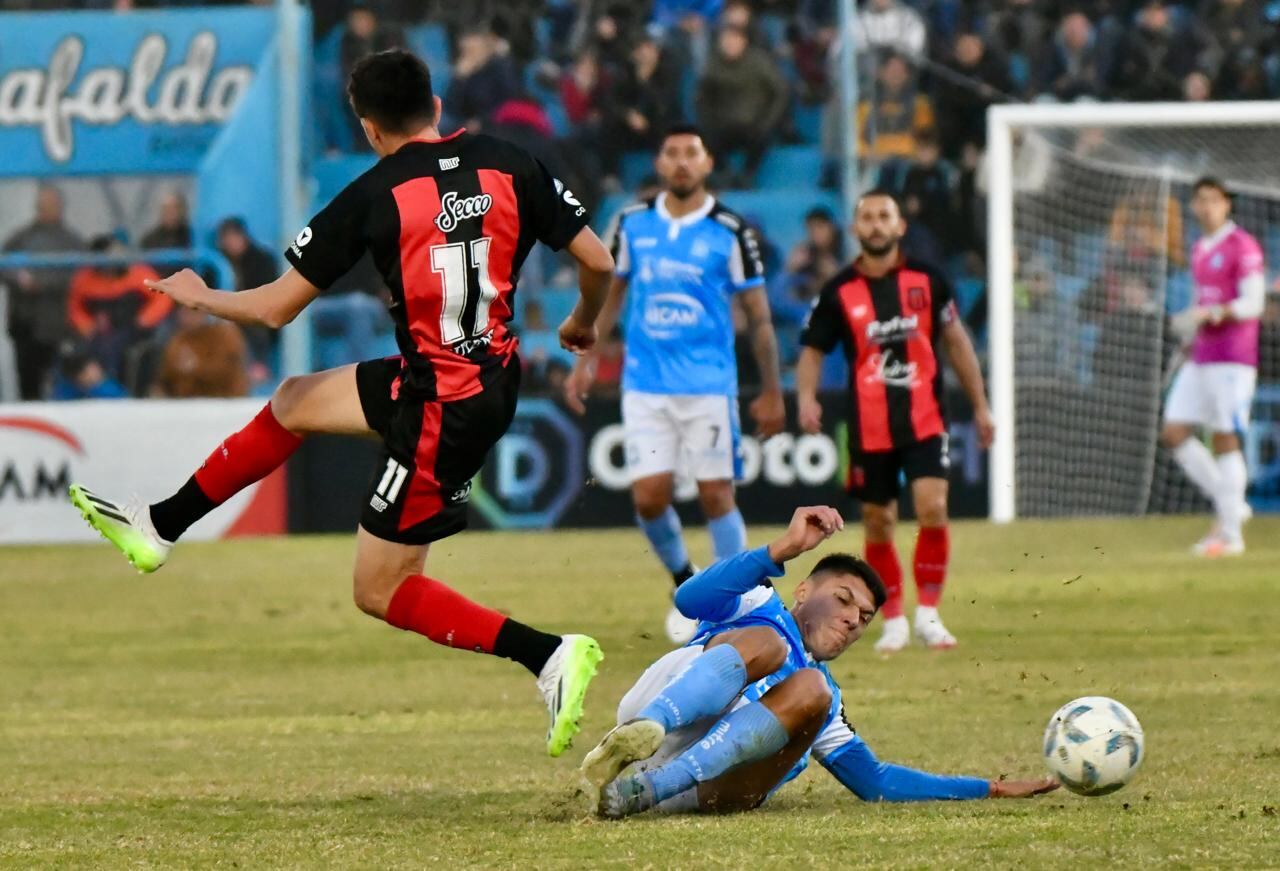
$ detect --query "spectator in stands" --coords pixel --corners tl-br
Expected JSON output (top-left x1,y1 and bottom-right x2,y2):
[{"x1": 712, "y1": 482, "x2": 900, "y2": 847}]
[
  {"x1": 340, "y1": 2, "x2": 407, "y2": 150},
  {"x1": 1015, "y1": 256, "x2": 1079, "y2": 382},
  {"x1": 1184, "y1": 69, "x2": 1214, "y2": 100},
  {"x1": 560, "y1": 50, "x2": 608, "y2": 128},
  {"x1": 600, "y1": 36, "x2": 675, "y2": 186},
  {"x1": 984, "y1": 0, "x2": 1051, "y2": 83},
  {"x1": 855, "y1": 0, "x2": 927, "y2": 60},
  {"x1": 722, "y1": 0, "x2": 767, "y2": 48},
  {"x1": 856, "y1": 52, "x2": 934, "y2": 161},
  {"x1": 1215, "y1": 45, "x2": 1271, "y2": 98},
  {"x1": 651, "y1": 0, "x2": 720, "y2": 75},
  {"x1": 1110, "y1": 1, "x2": 1221, "y2": 102},
  {"x1": 2, "y1": 183, "x2": 85, "y2": 399},
  {"x1": 1037, "y1": 11, "x2": 1115, "y2": 103},
  {"x1": 67, "y1": 234, "x2": 169, "y2": 384},
  {"x1": 152, "y1": 305, "x2": 250, "y2": 398},
  {"x1": 445, "y1": 28, "x2": 521, "y2": 131},
  {"x1": 891, "y1": 131, "x2": 953, "y2": 260},
  {"x1": 1200, "y1": 0, "x2": 1266, "y2": 59},
  {"x1": 772, "y1": 207, "x2": 844, "y2": 362},
  {"x1": 216, "y1": 217, "x2": 278, "y2": 370},
  {"x1": 50, "y1": 340, "x2": 127, "y2": 402},
  {"x1": 935, "y1": 31, "x2": 1012, "y2": 159},
  {"x1": 696, "y1": 24, "x2": 789, "y2": 187},
  {"x1": 140, "y1": 191, "x2": 192, "y2": 250},
  {"x1": 1107, "y1": 191, "x2": 1185, "y2": 272}
]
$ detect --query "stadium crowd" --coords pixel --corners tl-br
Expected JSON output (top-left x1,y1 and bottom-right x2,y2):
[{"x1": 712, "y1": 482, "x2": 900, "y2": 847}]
[{"x1": 5, "y1": 0, "x2": 1280, "y2": 402}]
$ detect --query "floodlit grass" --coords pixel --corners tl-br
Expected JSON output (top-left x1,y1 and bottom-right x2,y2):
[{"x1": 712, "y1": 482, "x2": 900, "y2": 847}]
[{"x1": 2, "y1": 516, "x2": 1277, "y2": 868}]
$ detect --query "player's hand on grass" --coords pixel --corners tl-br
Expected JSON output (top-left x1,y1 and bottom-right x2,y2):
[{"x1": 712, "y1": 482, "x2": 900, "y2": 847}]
[
  {"x1": 750, "y1": 389, "x2": 786, "y2": 438},
  {"x1": 797, "y1": 395, "x2": 823, "y2": 434},
  {"x1": 558, "y1": 312, "x2": 598, "y2": 355},
  {"x1": 768, "y1": 506, "x2": 844, "y2": 563},
  {"x1": 144, "y1": 268, "x2": 211, "y2": 309},
  {"x1": 988, "y1": 777, "x2": 1060, "y2": 798},
  {"x1": 563, "y1": 357, "x2": 595, "y2": 415},
  {"x1": 974, "y1": 405, "x2": 996, "y2": 450}
]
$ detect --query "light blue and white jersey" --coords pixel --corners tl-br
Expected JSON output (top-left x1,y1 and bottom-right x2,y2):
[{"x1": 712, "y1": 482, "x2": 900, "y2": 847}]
[{"x1": 606, "y1": 193, "x2": 765, "y2": 396}]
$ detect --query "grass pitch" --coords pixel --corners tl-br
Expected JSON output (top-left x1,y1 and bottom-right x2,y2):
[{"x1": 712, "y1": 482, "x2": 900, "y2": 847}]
[{"x1": 2, "y1": 516, "x2": 1278, "y2": 868}]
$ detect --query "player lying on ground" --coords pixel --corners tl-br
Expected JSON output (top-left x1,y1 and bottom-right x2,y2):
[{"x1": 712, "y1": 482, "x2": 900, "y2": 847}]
[
  {"x1": 580, "y1": 506, "x2": 1057, "y2": 817},
  {"x1": 67, "y1": 49, "x2": 612, "y2": 757},
  {"x1": 1163, "y1": 176, "x2": 1263, "y2": 557}
]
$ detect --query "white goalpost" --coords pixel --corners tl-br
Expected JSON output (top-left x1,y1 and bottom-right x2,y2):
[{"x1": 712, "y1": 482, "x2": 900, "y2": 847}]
[{"x1": 986, "y1": 101, "x2": 1280, "y2": 522}]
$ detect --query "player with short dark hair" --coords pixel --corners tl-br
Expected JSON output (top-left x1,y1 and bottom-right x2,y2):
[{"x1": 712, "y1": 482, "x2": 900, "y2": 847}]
[
  {"x1": 565, "y1": 123, "x2": 785, "y2": 645},
  {"x1": 1162, "y1": 175, "x2": 1264, "y2": 557},
  {"x1": 795, "y1": 190, "x2": 994, "y2": 653},
  {"x1": 69, "y1": 48, "x2": 615, "y2": 757},
  {"x1": 579, "y1": 506, "x2": 1056, "y2": 817}
]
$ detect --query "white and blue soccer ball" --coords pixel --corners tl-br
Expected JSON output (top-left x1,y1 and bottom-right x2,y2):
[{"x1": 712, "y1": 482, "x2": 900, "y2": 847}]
[{"x1": 1042, "y1": 696, "x2": 1144, "y2": 796}]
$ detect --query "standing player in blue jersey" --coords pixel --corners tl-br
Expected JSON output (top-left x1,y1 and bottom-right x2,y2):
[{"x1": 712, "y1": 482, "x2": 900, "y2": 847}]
[
  {"x1": 580, "y1": 506, "x2": 1058, "y2": 817},
  {"x1": 566, "y1": 125, "x2": 786, "y2": 643}
]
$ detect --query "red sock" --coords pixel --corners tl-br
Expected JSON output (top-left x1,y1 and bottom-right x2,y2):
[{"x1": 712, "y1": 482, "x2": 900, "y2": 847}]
[
  {"x1": 194, "y1": 403, "x2": 302, "y2": 504},
  {"x1": 864, "y1": 541, "x2": 904, "y2": 619},
  {"x1": 385, "y1": 575, "x2": 506, "y2": 653},
  {"x1": 914, "y1": 526, "x2": 950, "y2": 608}
]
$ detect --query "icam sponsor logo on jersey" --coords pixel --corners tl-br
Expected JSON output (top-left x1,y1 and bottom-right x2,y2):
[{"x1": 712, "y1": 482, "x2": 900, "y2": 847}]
[
  {"x1": 435, "y1": 190, "x2": 493, "y2": 232},
  {"x1": 0, "y1": 32, "x2": 253, "y2": 164},
  {"x1": 642, "y1": 292, "x2": 705, "y2": 338}
]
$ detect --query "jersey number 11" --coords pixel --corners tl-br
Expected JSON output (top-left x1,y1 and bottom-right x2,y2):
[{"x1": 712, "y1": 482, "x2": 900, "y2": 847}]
[{"x1": 431, "y1": 237, "x2": 501, "y2": 345}]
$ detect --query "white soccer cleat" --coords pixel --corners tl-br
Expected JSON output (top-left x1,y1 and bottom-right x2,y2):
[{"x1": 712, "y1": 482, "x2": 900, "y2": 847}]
[
  {"x1": 536, "y1": 634, "x2": 604, "y2": 757},
  {"x1": 1193, "y1": 532, "x2": 1245, "y2": 558},
  {"x1": 665, "y1": 605, "x2": 699, "y2": 645},
  {"x1": 873, "y1": 615, "x2": 910, "y2": 654},
  {"x1": 580, "y1": 718, "x2": 666, "y2": 790},
  {"x1": 914, "y1": 607, "x2": 958, "y2": 650},
  {"x1": 69, "y1": 484, "x2": 172, "y2": 573}
]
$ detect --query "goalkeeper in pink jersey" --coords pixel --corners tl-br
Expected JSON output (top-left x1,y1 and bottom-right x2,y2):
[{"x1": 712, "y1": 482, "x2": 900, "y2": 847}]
[{"x1": 1162, "y1": 177, "x2": 1265, "y2": 557}]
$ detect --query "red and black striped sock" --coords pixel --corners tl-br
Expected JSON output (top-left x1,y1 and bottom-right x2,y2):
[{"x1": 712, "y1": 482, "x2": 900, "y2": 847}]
[
  {"x1": 864, "y1": 541, "x2": 904, "y2": 619},
  {"x1": 385, "y1": 575, "x2": 560, "y2": 676},
  {"x1": 149, "y1": 403, "x2": 301, "y2": 542}
]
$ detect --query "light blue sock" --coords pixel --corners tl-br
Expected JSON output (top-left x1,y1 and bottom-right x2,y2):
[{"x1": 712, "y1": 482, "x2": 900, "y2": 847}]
[
  {"x1": 637, "y1": 645, "x2": 747, "y2": 732},
  {"x1": 637, "y1": 507, "x2": 690, "y2": 574},
  {"x1": 646, "y1": 702, "x2": 790, "y2": 802},
  {"x1": 707, "y1": 508, "x2": 747, "y2": 560}
]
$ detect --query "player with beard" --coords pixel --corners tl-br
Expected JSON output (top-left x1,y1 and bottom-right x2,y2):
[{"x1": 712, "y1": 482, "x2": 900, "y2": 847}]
[
  {"x1": 565, "y1": 124, "x2": 785, "y2": 644},
  {"x1": 795, "y1": 191, "x2": 994, "y2": 654}
]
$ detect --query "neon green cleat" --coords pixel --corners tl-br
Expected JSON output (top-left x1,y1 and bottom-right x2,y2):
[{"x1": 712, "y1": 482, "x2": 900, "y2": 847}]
[
  {"x1": 537, "y1": 634, "x2": 604, "y2": 758},
  {"x1": 69, "y1": 484, "x2": 172, "y2": 574},
  {"x1": 580, "y1": 718, "x2": 666, "y2": 790}
]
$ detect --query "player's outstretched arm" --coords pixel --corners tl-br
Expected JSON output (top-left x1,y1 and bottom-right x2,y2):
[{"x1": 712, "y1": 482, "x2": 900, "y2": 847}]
[
  {"x1": 941, "y1": 319, "x2": 994, "y2": 449},
  {"x1": 564, "y1": 275, "x2": 628, "y2": 415},
  {"x1": 144, "y1": 267, "x2": 320, "y2": 330},
  {"x1": 739, "y1": 288, "x2": 785, "y2": 438},
  {"x1": 795, "y1": 347, "x2": 825, "y2": 434},
  {"x1": 766, "y1": 505, "x2": 843, "y2": 564},
  {"x1": 558, "y1": 226, "x2": 615, "y2": 355},
  {"x1": 818, "y1": 734, "x2": 1058, "y2": 802}
]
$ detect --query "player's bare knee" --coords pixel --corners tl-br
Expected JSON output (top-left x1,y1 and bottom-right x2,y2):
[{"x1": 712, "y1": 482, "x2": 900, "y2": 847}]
[
  {"x1": 351, "y1": 564, "x2": 405, "y2": 620},
  {"x1": 782, "y1": 668, "x2": 832, "y2": 720},
  {"x1": 632, "y1": 485, "x2": 670, "y2": 520},
  {"x1": 916, "y1": 499, "x2": 948, "y2": 528},
  {"x1": 697, "y1": 482, "x2": 735, "y2": 519},
  {"x1": 862, "y1": 504, "x2": 895, "y2": 541},
  {"x1": 270, "y1": 375, "x2": 308, "y2": 430}
]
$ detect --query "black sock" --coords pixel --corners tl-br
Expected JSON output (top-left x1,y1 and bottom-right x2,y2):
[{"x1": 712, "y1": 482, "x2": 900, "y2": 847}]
[
  {"x1": 493, "y1": 619, "x2": 563, "y2": 676},
  {"x1": 672, "y1": 563, "x2": 696, "y2": 589},
  {"x1": 149, "y1": 476, "x2": 217, "y2": 543}
]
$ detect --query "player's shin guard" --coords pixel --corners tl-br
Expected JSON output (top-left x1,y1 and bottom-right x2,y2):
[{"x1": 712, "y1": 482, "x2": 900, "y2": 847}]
[
  {"x1": 386, "y1": 575, "x2": 560, "y2": 675},
  {"x1": 1214, "y1": 450, "x2": 1248, "y2": 537},
  {"x1": 865, "y1": 541, "x2": 904, "y2": 619},
  {"x1": 707, "y1": 508, "x2": 748, "y2": 560},
  {"x1": 637, "y1": 645, "x2": 748, "y2": 731},
  {"x1": 637, "y1": 507, "x2": 692, "y2": 578},
  {"x1": 646, "y1": 702, "x2": 788, "y2": 803},
  {"x1": 149, "y1": 403, "x2": 301, "y2": 542},
  {"x1": 913, "y1": 526, "x2": 949, "y2": 609}
]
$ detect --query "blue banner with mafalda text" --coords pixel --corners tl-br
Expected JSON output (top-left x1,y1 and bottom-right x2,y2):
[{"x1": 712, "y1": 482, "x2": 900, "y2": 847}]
[{"x1": 0, "y1": 8, "x2": 275, "y2": 176}]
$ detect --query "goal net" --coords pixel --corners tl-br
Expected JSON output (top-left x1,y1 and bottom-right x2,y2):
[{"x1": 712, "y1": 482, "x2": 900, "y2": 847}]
[{"x1": 986, "y1": 103, "x2": 1280, "y2": 520}]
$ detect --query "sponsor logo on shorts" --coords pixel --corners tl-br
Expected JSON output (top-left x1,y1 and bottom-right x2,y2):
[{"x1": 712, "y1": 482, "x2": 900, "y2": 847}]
[{"x1": 449, "y1": 481, "x2": 472, "y2": 504}]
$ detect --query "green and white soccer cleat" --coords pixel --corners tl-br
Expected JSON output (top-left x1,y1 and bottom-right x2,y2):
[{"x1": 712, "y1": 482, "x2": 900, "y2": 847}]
[
  {"x1": 69, "y1": 484, "x2": 172, "y2": 573},
  {"x1": 580, "y1": 719, "x2": 666, "y2": 790},
  {"x1": 537, "y1": 634, "x2": 604, "y2": 758}
]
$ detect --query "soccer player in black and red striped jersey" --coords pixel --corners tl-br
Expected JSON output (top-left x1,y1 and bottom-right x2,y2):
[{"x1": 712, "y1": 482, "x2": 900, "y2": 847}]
[
  {"x1": 795, "y1": 190, "x2": 994, "y2": 654},
  {"x1": 68, "y1": 49, "x2": 614, "y2": 757}
]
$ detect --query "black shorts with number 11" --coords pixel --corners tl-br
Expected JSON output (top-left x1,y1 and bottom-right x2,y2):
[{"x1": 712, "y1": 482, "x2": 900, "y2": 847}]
[{"x1": 355, "y1": 355, "x2": 520, "y2": 545}]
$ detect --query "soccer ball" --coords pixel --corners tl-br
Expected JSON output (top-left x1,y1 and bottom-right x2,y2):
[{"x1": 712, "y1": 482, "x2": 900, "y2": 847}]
[{"x1": 1042, "y1": 696, "x2": 1144, "y2": 796}]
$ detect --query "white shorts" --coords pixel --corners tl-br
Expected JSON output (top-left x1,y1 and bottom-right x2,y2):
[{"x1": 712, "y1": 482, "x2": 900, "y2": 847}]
[
  {"x1": 622, "y1": 391, "x2": 743, "y2": 484},
  {"x1": 1164, "y1": 362, "x2": 1256, "y2": 433},
  {"x1": 616, "y1": 645, "x2": 746, "y2": 771}
]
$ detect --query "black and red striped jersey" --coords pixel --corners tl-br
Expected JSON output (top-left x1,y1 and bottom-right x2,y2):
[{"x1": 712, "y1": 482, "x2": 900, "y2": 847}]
[
  {"x1": 284, "y1": 129, "x2": 589, "y2": 402},
  {"x1": 800, "y1": 256, "x2": 958, "y2": 452}
]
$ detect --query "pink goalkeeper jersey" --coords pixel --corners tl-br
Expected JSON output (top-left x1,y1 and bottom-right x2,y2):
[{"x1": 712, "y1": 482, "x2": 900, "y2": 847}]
[{"x1": 1191, "y1": 221, "x2": 1264, "y2": 366}]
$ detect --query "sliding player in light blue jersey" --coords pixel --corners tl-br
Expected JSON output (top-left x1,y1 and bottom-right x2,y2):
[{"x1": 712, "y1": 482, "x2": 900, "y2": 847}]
[
  {"x1": 580, "y1": 506, "x2": 1057, "y2": 817},
  {"x1": 566, "y1": 124, "x2": 785, "y2": 644}
]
